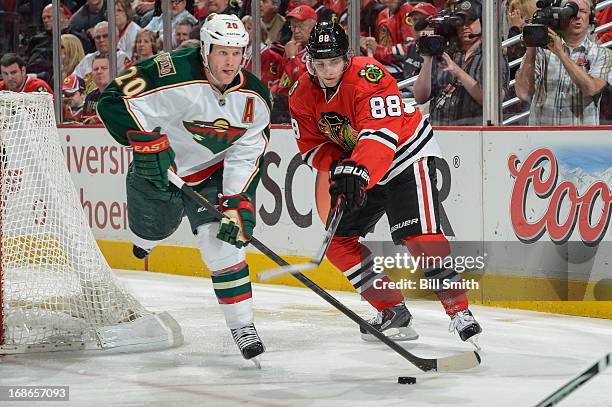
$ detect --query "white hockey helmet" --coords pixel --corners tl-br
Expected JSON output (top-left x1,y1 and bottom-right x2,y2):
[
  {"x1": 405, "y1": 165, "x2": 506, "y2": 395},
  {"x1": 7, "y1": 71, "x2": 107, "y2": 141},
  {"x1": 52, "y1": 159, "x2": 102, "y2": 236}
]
[{"x1": 200, "y1": 13, "x2": 249, "y2": 69}]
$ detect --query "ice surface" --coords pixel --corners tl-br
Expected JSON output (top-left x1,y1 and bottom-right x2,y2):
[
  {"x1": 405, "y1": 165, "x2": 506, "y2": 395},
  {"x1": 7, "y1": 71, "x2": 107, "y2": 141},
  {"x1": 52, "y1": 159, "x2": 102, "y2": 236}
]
[{"x1": 1, "y1": 269, "x2": 611, "y2": 407}]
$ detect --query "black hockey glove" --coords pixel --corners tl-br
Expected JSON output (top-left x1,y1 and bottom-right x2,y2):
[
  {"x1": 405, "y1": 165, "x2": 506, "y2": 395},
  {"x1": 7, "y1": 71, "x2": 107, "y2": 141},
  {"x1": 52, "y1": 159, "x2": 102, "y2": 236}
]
[{"x1": 329, "y1": 159, "x2": 370, "y2": 213}]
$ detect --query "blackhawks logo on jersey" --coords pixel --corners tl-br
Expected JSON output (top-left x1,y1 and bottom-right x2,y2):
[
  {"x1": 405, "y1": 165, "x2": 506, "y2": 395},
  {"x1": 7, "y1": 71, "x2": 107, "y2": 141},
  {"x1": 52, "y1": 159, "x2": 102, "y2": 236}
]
[
  {"x1": 183, "y1": 118, "x2": 247, "y2": 154},
  {"x1": 318, "y1": 112, "x2": 358, "y2": 152},
  {"x1": 359, "y1": 64, "x2": 385, "y2": 84}
]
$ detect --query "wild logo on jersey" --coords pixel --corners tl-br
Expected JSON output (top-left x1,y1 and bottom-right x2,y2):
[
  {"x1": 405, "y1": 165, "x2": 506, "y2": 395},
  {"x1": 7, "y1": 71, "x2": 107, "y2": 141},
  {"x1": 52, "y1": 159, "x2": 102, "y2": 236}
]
[
  {"x1": 359, "y1": 64, "x2": 385, "y2": 84},
  {"x1": 183, "y1": 118, "x2": 247, "y2": 154},
  {"x1": 317, "y1": 113, "x2": 358, "y2": 151}
]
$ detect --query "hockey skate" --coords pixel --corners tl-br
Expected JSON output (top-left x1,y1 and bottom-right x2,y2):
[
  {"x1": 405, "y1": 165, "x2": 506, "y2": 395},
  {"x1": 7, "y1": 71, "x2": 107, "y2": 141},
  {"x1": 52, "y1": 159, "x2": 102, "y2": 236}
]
[
  {"x1": 132, "y1": 245, "x2": 152, "y2": 259},
  {"x1": 360, "y1": 302, "x2": 419, "y2": 342},
  {"x1": 231, "y1": 323, "x2": 265, "y2": 368},
  {"x1": 449, "y1": 309, "x2": 482, "y2": 350}
]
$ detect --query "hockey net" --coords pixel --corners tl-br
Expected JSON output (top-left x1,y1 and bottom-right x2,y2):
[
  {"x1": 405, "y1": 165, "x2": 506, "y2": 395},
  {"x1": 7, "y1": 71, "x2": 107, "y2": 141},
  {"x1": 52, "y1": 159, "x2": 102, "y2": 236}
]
[{"x1": 0, "y1": 91, "x2": 183, "y2": 354}]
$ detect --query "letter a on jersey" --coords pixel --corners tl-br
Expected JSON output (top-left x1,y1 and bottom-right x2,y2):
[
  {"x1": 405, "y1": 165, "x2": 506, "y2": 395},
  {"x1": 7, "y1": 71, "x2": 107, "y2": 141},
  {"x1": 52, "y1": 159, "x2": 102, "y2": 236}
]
[{"x1": 242, "y1": 97, "x2": 254, "y2": 124}]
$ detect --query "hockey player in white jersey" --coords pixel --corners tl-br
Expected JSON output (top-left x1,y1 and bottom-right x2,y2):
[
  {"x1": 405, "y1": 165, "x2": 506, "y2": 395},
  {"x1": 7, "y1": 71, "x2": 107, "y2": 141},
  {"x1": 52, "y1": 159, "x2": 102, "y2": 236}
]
[{"x1": 97, "y1": 13, "x2": 271, "y2": 364}]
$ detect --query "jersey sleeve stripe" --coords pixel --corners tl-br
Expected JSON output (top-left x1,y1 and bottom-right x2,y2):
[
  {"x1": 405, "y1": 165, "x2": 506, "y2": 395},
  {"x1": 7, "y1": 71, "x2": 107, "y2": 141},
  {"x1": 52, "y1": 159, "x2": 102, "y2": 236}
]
[
  {"x1": 378, "y1": 127, "x2": 434, "y2": 184},
  {"x1": 358, "y1": 129, "x2": 399, "y2": 151},
  {"x1": 302, "y1": 143, "x2": 327, "y2": 167}
]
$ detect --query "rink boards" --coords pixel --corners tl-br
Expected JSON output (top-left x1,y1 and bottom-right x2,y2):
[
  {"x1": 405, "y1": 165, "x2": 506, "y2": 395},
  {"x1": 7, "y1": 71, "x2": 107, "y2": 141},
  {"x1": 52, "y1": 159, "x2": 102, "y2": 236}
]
[{"x1": 57, "y1": 125, "x2": 612, "y2": 318}]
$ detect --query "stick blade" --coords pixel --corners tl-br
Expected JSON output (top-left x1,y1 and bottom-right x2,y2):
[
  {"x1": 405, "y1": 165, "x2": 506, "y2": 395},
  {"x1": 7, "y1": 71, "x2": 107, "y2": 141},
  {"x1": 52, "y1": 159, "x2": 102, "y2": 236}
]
[
  {"x1": 435, "y1": 351, "x2": 482, "y2": 373},
  {"x1": 257, "y1": 262, "x2": 318, "y2": 282}
]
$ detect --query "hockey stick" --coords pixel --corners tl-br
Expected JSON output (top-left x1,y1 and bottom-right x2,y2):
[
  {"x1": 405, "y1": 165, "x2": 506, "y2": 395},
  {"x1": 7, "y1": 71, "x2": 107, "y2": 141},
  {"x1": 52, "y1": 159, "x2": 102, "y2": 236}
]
[
  {"x1": 256, "y1": 203, "x2": 344, "y2": 282},
  {"x1": 535, "y1": 352, "x2": 612, "y2": 407},
  {"x1": 167, "y1": 171, "x2": 481, "y2": 373}
]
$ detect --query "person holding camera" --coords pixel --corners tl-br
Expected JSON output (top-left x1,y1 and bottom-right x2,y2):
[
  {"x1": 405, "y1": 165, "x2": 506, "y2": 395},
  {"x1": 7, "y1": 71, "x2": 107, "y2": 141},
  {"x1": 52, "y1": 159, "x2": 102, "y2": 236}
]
[
  {"x1": 515, "y1": 0, "x2": 611, "y2": 125},
  {"x1": 413, "y1": 0, "x2": 509, "y2": 125}
]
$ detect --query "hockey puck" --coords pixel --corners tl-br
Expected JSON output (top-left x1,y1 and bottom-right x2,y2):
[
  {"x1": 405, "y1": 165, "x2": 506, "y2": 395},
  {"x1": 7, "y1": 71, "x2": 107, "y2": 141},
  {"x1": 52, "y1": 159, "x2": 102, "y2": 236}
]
[{"x1": 397, "y1": 376, "x2": 416, "y2": 384}]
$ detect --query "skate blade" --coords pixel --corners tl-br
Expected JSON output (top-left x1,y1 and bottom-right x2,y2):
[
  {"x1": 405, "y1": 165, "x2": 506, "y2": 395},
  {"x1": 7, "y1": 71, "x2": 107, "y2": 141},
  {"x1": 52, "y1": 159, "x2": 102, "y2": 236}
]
[
  {"x1": 250, "y1": 356, "x2": 262, "y2": 369},
  {"x1": 467, "y1": 334, "x2": 481, "y2": 351},
  {"x1": 361, "y1": 326, "x2": 419, "y2": 342}
]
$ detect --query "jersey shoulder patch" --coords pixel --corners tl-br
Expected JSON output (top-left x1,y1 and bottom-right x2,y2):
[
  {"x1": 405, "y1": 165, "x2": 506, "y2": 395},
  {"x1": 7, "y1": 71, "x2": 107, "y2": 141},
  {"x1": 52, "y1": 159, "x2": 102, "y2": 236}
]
[
  {"x1": 288, "y1": 79, "x2": 300, "y2": 96},
  {"x1": 358, "y1": 63, "x2": 385, "y2": 84},
  {"x1": 153, "y1": 52, "x2": 177, "y2": 77}
]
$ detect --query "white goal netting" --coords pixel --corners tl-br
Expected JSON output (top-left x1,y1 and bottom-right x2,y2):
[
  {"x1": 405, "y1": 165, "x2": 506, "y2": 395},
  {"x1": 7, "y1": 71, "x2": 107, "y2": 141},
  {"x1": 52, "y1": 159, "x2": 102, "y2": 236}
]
[{"x1": 0, "y1": 91, "x2": 182, "y2": 354}]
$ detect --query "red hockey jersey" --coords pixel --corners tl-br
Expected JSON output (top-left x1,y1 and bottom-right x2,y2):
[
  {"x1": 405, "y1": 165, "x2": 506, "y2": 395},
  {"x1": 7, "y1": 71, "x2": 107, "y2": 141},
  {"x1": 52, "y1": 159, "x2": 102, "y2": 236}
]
[
  {"x1": 0, "y1": 75, "x2": 53, "y2": 93},
  {"x1": 288, "y1": 57, "x2": 440, "y2": 188}
]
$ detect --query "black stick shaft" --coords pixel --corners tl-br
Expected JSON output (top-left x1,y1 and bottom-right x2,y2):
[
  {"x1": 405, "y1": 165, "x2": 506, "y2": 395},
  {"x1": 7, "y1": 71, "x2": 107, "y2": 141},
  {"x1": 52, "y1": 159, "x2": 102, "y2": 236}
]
[
  {"x1": 168, "y1": 174, "x2": 438, "y2": 372},
  {"x1": 535, "y1": 352, "x2": 612, "y2": 407}
]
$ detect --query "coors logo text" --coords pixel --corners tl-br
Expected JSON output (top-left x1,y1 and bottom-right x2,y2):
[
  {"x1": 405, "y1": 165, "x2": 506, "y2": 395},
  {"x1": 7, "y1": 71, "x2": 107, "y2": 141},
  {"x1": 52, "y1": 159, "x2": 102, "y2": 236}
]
[{"x1": 508, "y1": 148, "x2": 611, "y2": 244}]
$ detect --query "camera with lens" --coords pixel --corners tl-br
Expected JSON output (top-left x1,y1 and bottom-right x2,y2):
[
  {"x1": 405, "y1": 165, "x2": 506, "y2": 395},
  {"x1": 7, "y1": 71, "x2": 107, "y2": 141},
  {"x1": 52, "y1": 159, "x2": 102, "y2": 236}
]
[
  {"x1": 522, "y1": 0, "x2": 579, "y2": 47},
  {"x1": 415, "y1": 9, "x2": 466, "y2": 57}
]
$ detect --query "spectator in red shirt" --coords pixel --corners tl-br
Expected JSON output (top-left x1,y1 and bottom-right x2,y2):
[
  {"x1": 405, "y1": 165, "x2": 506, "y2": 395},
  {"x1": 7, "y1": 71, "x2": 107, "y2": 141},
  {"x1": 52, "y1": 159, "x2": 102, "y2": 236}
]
[
  {"x1": 62, "y1": 74, "x2": 86, "y2": 123},
  {"x1": 274, "y1": 5, "x2": 317, "y2": 95},
  {"x1": 0, "y1": 54, "x2": 53, "y2": 93},
  {"x1": 271, "y1": 5, "x2": 318, "y2": 123}
]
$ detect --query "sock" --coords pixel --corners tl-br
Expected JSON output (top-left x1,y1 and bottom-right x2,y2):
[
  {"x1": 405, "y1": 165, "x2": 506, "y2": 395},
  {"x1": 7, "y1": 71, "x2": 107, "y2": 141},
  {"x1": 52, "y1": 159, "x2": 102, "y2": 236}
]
[
  {"x1": 327, "y1": 236, "x2": 403, "y2": 311},
  {"x1": 211, "y1": 264, "x2": 253, "y2": 329}
]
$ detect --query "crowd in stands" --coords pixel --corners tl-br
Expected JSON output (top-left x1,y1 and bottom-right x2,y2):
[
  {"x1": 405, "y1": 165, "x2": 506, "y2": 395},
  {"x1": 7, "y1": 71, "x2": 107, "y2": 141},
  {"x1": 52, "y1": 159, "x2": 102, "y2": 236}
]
[{"x1": 0, "y1": 0, "x2": 610, "y2": 125}]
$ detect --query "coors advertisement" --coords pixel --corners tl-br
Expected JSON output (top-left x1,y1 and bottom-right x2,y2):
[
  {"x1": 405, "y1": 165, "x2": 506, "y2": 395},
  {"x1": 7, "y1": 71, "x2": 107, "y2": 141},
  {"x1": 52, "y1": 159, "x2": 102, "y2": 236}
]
[{"x1": 480, "y1": 133, "x2": 612, "y2": 301}]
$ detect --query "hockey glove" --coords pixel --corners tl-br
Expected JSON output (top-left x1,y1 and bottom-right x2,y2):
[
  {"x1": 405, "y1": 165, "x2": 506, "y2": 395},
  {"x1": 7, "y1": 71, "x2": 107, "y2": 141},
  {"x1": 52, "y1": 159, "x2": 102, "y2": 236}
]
[
  {"x1": 329, "y1": 159, "x2": 370, "y2": 213},
  {"x1": 127, "y1": 127, "x2": 176, "y2": 191},
  {"x1": 217, "y1": 194, "x2": 256, "y2": 249}
]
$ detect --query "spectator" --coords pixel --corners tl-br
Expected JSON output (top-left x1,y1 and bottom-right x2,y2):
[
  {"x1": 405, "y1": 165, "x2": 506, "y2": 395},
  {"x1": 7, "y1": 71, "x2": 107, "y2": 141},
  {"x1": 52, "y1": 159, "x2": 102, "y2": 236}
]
[
  {"x1": 359, "y1": 0, "x2": 387, "y2": 38},
  {"x1": 144, "y1": 0, "x2": 197, "y2": 46},
  {"x1": 82, "y1": 55, "x2": 109, "y2": 124},
  {"x1": 131, "y1": 29, "x2": 160, "y2": 64},
  {"x1": 133, "y1": 0, "x2": 156, "y2": 19},
  {"x1": 365, "y1": 2, "x2": 436, "y2": 81},
  {"x1": 193, "y1": 0, "x2": 208, "y2": 20},
  {"x1": 116, "y1": 0, "x2": 141, "y2": 60},
  {"x1": 404, "y1": 3, "x2": 438, "y2": 80},
  {"x1": 274, "y1": 5, "x2": 317, "y2": 95},
  {"x1": 205, "y1": 0, "x2": 240, "y2": 16},
  {"x1": 73, "y1": 22, "x2": 130, "y2": 94},
  {"x1": 295, "y1": 0, "x2": 337, "y2": 22},
  {"x1": 62, "y1": 73, "x2": 86, "y2": 123},
  {"x1": 174, "y1": 19, "x2": 194, "y2": 48},
  {"x1": 504, "y1": 0, "x2": 536, "y2": 124},
  {"x1": 515, "y1": 0, "x2": 612, "y2": 125},
  {"x1": 24, "y1": 4, "x2": 83, "y2": 85},
  {"x1": 261, "y1": 0, "x2": 286, "y2": 44},
  {"x1": 271, "y1": 5, "x2": 317, "y2": 123},
  {"x1": 414, "y1": 0, "x2": 509, "y2": 125},
  {"x1": 0, "y1": 53, "x2": 53, "y2": 93},
  {"x1": 68, "y1": 0, "x2": 107, "y2": 53},
  {"x1": 176, "y1": 38, "x2": 200, "y2": 49},
  {"x1": 324, "y1": 0, "x2": 347, "y2": 16},
  {"x1": 242, "y1": 15, "x2": 284, "y2": 89},
  {"x1": 61, "y1": 33, "x2": 86, "y2": 81},
  {"x1": 506, "y1": 0, "x2": 536, "y2": 67}
]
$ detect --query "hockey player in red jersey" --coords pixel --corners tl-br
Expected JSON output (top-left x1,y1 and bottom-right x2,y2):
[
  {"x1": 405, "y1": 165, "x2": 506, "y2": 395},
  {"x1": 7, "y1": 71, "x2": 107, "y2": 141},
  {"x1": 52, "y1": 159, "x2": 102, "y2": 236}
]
[{"x1": 288, "y1": 21, "x2": 481, "y2": 345}]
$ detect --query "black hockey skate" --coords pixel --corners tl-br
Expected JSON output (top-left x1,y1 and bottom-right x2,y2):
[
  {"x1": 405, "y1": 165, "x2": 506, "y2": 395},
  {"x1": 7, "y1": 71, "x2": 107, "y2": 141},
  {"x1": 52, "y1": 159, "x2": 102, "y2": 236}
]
[
  {"x1": 132, "y1": 245, "x2": 152, "y2": 259},
  {"x1": 449, "y1": 309, "x2": 482, "y2": 349},
  {"x1": 231, "y1": 323, "x2": 265, "y2": 368},
  {"x1": 360, "y1": 302, "x2": 419, "y2": 342}
]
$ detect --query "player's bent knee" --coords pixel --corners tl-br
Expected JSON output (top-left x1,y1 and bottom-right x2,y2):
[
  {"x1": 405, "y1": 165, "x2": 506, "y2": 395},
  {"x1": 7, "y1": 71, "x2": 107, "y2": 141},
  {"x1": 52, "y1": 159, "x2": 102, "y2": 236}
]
[
  {"x1": 402, "y1": 234, "x2": 450, "y2": 259},
  {"x1": 196, "y1": 223, "x2": 246, "y2": 273},
  {"x1": 327, "y1": 236, "x2": 361, "y2": 269}
]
